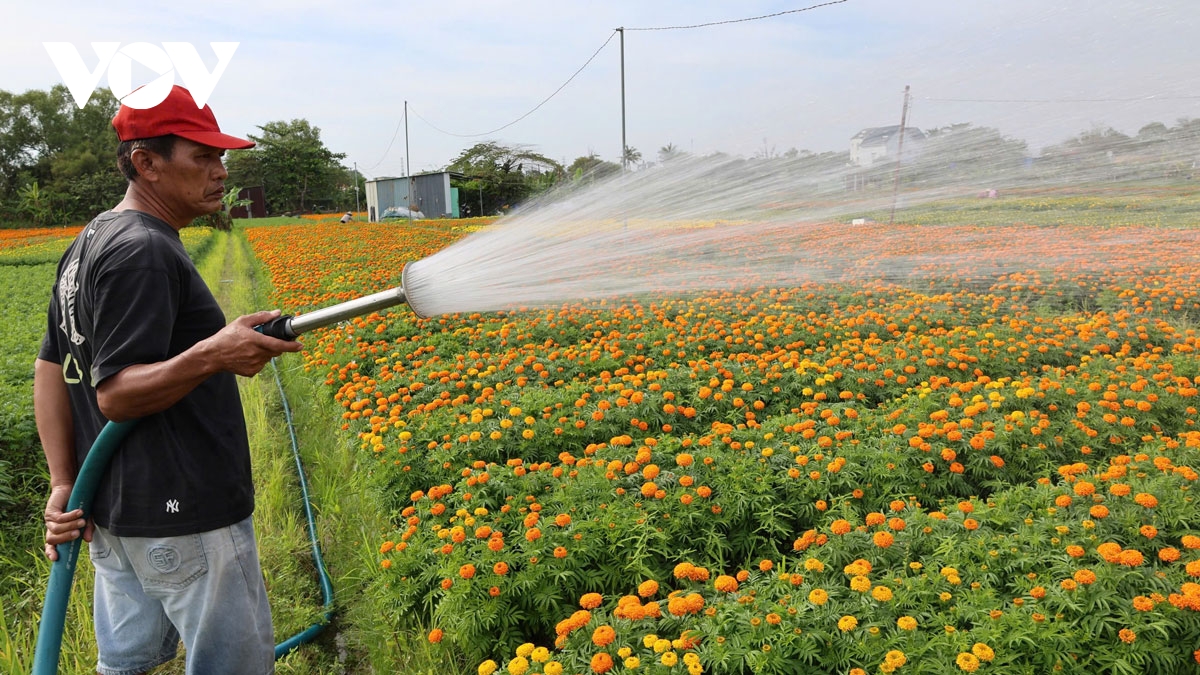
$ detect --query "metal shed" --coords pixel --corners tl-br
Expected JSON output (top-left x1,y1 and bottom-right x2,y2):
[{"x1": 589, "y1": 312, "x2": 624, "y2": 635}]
[{"x1": 365, "y1": 172, "x2": 461, "y2": 221}]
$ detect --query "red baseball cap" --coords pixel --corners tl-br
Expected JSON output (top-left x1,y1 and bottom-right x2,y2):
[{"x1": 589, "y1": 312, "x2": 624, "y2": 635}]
[{"x1": 111, "y1": 85, "x2": 254, "y2": 149}]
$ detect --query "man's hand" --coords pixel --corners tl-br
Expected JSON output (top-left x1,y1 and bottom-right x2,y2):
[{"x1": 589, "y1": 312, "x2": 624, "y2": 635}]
[
  {"x1": 204, "y1": 310, "x2": 303, "y2": 377},
  {"x1": 43, "y1": 485, "x2": 91, "y2": 561}
]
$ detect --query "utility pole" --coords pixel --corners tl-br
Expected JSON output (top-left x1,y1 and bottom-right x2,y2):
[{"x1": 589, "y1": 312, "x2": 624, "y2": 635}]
[
  {"x1": 617, "y1": 27, "x2": 627, "y2": 172},
  {"x1": 405, "y1": 100, "x2": 413, "y2": 227},
  {"x1": 353, "y1": 161, "x2": 360, "y2": 215},
  {"x1": 889, "y1": 85, "x2": 911, "y2": 226}
]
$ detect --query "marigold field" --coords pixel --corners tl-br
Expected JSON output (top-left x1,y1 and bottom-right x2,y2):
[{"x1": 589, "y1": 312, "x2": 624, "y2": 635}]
[{"x1": 248, "y1": 215, "x2": 1200, "y2": 675}]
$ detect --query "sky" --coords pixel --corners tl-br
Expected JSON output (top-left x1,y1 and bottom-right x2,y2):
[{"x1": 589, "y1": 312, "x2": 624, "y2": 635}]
[{"x1": 3, "y1": 1, "x2": 1197, "y2": 180}]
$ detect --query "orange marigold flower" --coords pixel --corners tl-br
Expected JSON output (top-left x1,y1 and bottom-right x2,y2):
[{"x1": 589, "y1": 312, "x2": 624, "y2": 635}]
[
  {"x1": 1118, "y1": 628, "x2": 1136, "y2": 644},
  {"x1": 963, "y1": 518, "x2": 980, "y2": 531},
  {"x1": 1184, "y1": 535, "x2": 1200, "y2": 550},
  {"x1": 714, "y1": 575, "x2": 739, "y2": 593},
  {"x1": 830, "y1": 519, "x2": 852, "y2": 535},
  {"x1": 766, "y1": 612, "x2": 782, "y2": 625},
  {"x1": 427, "y1": 628, "x2": 443, "y2": 643},
  {"x1": 591, "y1": 625, "x2": 616, "y2": 647},
  {"x1": 873, "y1": 531, "x2": 895, "y2": 548},
  {"x1": 459, "y1": 564, "x2": 476, "y2": 579},
  {"x1": 1066, "y1": 545, "x2": 1085, "y2": 558},
  {"x1": 580, "y1": 593, "x2": 603, "y2": 609},
  {"x1": 1118, "y1": 550, "x2": 1144, "y2": 567},
  {"x1": 1073, "y1": 569, "x2": 1097, "y2": 585},
  {"x1": 590, "y1": 652, "x2": 614, "y2": 674},
  {"x1": 1134, "y1": 493, "x2": 1158, "y2": 508},
  {"x1": 1074, "y1": 481, "x2": 1096, "y2": 497},
  {"x1": 759, "y1": 559, "x2": 774, "y2": 572},
  {"x1": 638, "y1": 580, "x2": 659, "y2": 598},
  {"x1": 1140, "y1": 525, "x2": 1158, "y2": 539},
  {"x1": 1132, "y1": 595, "x2": 1154, "y2": 611},
  {"x1": 553, "y1": 546, "x2": 569, "y2": 559},
  {"x1": 1159, "y1": 547, "x2": 1181, "y2": 562}
]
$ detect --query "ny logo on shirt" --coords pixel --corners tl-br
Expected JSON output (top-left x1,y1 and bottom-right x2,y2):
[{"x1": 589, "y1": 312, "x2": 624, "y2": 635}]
[{"x1": 166, "y1": 499, "x2": 180, "y2": 513}]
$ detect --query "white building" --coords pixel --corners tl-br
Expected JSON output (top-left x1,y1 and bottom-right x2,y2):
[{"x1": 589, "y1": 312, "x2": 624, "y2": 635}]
[{"x1": 850, "y1": 126, "x2": 926, "y2": 167}]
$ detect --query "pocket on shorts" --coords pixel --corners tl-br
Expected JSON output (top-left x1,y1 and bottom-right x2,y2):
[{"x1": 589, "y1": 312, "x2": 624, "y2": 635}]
[{"x1": 129, "y1": 534, "x2": 208, "y2": 591}]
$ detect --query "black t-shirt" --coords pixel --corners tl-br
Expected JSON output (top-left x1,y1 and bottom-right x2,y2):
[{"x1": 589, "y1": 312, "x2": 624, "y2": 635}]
[{"x1": 39, "y1": 210, "x2": 253, "y2": 537}]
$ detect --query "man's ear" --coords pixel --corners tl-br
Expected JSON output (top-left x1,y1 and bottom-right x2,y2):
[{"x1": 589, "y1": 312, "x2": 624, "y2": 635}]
[{"x1": 129, "y1": 148, "x2": 162, "y2": 182}]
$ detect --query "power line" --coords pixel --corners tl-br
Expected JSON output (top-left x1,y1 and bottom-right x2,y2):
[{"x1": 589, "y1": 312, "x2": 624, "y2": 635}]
[
  {"x1": 363, "y1": 107, "x2": 405, "y2": 171},
  {"x1": 624, "y1": 0, "x2": 849, "y2": 31},
  {"x1": 408, "y1": 30, "x2": 618, "y2": 139},
  {"x1": 923, "y1": 95, "x2": 1200, "y2": 104}
]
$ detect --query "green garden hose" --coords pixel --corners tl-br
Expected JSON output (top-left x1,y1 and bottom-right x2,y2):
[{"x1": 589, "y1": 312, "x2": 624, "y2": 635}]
[
  {"x1": 32, "y1": 419, "x2": 137, "y2": 675},
  {"x1": 31, "y1": 359, "x2": 334, "y2": 672}
]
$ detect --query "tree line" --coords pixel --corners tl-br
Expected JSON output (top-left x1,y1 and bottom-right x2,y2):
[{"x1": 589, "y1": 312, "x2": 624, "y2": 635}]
[{"x1": 3, "y1": 84, "x2": 1199, "y2": 227}]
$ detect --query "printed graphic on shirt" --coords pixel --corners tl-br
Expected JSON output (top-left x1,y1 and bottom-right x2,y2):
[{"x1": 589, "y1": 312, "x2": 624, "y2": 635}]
[
  {"x1": 58, "y1": 257, "x2": 85, "y2": 345},
  {"x1": 166, "y1": 499, "x2": 180, "y2": 513}
]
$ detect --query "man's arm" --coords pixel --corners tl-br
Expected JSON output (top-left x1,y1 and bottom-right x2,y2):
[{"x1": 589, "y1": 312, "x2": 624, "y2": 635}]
[
  {"x1": 35, "y1": 358, "x2": 85, "y2": 561},
  {"x1": 95, "y1": 310, "x2": 302, "y2": 422}
]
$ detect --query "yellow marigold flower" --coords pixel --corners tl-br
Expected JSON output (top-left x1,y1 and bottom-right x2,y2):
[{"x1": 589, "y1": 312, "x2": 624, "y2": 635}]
[
  {"x1": 808, "y1": 588, "x2": 829, "y2": 605},
  {"x1": 624, "y1": 657, "x2": 640, "y2": 669},
  {"x1": 530, "y1": 647, "x2": 550, "y2": 663},
  {"x1": 617, "y1": 647, "x2": 631, "y2": 659},
  {"x1": 850, "y1": 575, "x2": 872, "y2": 592},
  {"x1": 837, "y1": 615, "x2": 858, "y2": 632},
  {"x1": 478, "y1": 660, "x2": 498, "y2": 675},
  {"x1": 654, "y1": 638, "x2": 672, "y2": 653},
  {"x1": 872, "y1": 586, "x2": 894, "y2": 602},
  {"x1": 507, "y1": 656, "x2": 529, "y2": 675},
  {"x1": 661, "y1": 652, "x2": 679, "y2": 667},
  {"x1": 515, "y1": 643, "x2": 535, "y2": 658},
  {"x1": 805, "y1": 558, "x2": 825, "y2": 572},
  {"x1": 885, "y1": 650, "x2": 907, "y2": 667},
  {"x1": 971, "y1": 643, "x2": 995, "y2": 661},
  {"x1": 897, "y1": 616, "x2": 918, "y2": 630},
  {"x1": 643, "y1": 634, "x2": 658, "y2": 648},
  {"x1": 956, "y1": 652, "x2": 980, "y2": 672}
]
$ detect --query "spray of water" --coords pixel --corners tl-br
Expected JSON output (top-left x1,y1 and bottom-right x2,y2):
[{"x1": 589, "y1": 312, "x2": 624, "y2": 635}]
[{"x1": 401, "y1": 137, "x2": 1200, "y2": 317}]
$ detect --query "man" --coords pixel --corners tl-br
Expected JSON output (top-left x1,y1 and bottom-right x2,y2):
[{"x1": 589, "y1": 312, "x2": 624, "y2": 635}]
[{"x1": 36, "y1": 85, "x2": 301, "y2": 675}]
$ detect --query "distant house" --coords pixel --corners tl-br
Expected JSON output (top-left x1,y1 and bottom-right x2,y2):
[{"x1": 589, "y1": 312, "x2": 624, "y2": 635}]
[
  {"x1": 850, "y1": 125, "x2": 926, "y2": 167},
  {"x1": 365, "y1": 171, "x2": 463, "y2": 222}
]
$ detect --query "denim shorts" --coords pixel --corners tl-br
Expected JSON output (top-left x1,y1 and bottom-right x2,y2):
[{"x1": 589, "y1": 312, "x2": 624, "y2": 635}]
[{"x1": 88, "y1": 516, "x2": 274, "y2": 675}]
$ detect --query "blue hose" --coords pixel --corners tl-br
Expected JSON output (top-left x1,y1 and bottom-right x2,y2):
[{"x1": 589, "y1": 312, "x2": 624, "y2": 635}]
[
  {"x1": 270, "y1": 357, "x2": 335, "y2": 659},
  {"x1": 31, "y1": 359, "x2": 334, "y2": 672}
]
